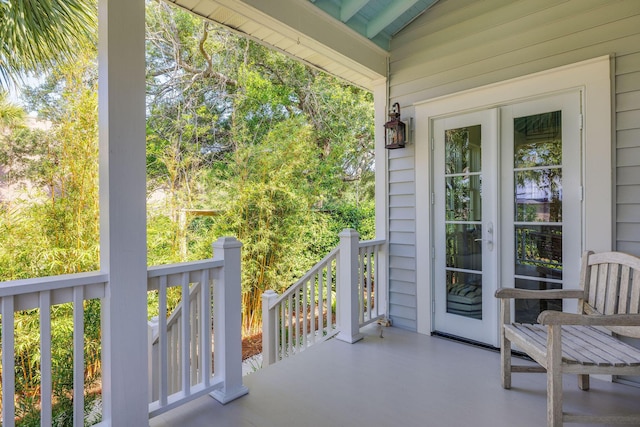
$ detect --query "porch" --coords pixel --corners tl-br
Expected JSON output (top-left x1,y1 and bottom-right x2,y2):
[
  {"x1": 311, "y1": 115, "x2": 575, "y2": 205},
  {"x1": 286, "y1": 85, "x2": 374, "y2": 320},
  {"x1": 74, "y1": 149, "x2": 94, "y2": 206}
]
[{"x1": 150, "y1": 324, "x2": 640, "y2": 427}]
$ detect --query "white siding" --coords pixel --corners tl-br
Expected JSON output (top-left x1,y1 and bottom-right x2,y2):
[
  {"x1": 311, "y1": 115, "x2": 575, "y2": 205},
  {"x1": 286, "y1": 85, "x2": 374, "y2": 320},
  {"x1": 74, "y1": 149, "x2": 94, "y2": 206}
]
[
  {"x1": 387, "y1": 146, "x2": 417, "y2": 330},
  {"x1": 617, "y1": 52, "x2": 640, "y2": 255},
  {"x1": 386, "y1": 0, "x2": 640, "y2": 330}
]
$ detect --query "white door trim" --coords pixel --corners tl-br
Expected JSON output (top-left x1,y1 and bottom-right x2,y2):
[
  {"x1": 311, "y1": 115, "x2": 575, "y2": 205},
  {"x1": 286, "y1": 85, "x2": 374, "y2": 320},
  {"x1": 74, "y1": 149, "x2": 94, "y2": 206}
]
[{"x1": 414, "y1": 56, "x2": 612, "y2": 335}]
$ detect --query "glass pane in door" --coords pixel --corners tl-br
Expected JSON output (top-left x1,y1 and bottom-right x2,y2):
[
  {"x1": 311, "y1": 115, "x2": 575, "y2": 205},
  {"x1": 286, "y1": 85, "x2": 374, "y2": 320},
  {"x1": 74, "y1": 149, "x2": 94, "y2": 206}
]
[
  {"x1": 513, "y1": 111, "x2": 563, "y2": 323},
  {"x1": 444, "y1": 125, "x2": 483, "y2": 319}
]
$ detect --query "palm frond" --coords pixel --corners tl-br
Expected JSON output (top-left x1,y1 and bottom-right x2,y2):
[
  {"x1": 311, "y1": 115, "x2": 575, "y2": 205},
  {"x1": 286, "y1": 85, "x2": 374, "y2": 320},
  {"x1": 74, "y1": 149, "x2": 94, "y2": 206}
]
[{"x1": 0, "y1": 0, "x2": 97, "y2": 90}]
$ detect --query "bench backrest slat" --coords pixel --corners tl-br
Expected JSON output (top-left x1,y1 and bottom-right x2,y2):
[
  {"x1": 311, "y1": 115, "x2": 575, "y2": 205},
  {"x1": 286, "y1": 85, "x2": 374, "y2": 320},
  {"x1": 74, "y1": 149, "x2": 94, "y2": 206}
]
[{"x1": 582, "y1": 251, "x2": 640, "y2": 338}]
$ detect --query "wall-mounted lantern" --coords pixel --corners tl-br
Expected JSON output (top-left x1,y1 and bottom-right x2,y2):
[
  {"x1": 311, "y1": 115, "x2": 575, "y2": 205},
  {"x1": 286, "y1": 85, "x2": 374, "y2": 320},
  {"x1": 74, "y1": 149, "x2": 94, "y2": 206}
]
[{"x1": 384, "y1": 102, "x2": 406, "y2": 149}]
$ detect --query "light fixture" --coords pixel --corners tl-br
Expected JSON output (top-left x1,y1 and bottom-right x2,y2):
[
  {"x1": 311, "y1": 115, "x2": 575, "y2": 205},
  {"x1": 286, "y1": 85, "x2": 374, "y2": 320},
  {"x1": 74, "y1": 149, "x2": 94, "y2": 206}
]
[{"x1": 384, "y1": 102, "x2": 406, "y2": 149}]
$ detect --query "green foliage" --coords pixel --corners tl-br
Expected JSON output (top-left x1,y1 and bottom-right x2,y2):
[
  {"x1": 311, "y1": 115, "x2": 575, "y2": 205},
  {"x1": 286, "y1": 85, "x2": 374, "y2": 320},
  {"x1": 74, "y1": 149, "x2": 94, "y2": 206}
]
[
  {"x1": 0, "y1": 90, "x2": 26, "y2": 126},
  {"x1": 1, "y1": 1, "x2": 376, "y2": 422},
  {"x1": 208, "y1": 118, "x2": 325, "y2": 332},
  {"x1": 0, "y1": 49, "x2": 100, "y2": 424},
  {"x1": 0, "y1": 51, "x2": 99, "y2": 279},
  {"x1": 0, "y1": 0, "x2": 97, "y2": 90}
]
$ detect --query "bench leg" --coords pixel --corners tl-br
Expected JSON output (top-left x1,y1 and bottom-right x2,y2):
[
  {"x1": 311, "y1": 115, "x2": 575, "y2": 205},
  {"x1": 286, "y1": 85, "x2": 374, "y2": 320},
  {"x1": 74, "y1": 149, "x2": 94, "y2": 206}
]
[
  {"x1": 500, "y1": 332, "x2": 512, "y2": 389},
  {"x1": 578, "y1": 374, "x2": 589, "y2": 391},
  {"x1": 547, "y1": 325, "x2": 563, "y2": 427}
]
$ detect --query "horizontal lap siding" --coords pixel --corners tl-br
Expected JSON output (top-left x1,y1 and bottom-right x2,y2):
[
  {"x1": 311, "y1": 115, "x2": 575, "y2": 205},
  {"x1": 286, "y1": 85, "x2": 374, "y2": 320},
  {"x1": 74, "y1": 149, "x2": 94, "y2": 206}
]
[
  {"x1": 385, "y1": 0, "x2": 640, "y2": 331},
  {"x1": 617, "y1": 52, "x2": 640, "y2": 257},
  {"x1": 388, "y1": 145, "x2": 417, "y2": 330}
]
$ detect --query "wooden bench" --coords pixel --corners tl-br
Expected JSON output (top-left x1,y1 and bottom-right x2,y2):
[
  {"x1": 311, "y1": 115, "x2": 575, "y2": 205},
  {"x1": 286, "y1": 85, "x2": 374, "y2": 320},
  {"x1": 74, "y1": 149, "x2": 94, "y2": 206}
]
[{"x1": 495, "y1": 251, "x2": 640, "y2": 426}]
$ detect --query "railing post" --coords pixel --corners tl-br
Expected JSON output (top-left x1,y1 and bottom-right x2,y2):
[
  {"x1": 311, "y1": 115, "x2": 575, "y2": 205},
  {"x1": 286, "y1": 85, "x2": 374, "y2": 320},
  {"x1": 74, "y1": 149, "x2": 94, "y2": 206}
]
[
  {"x1": 210, "y1": 237, "x2": 249, "y2": 404},
  {"x1": 262, "y1": 290, "x2": 279, "y2": 366},
  {"x1": 336, "y1": 229, "x2": 364, "y2": 343}
]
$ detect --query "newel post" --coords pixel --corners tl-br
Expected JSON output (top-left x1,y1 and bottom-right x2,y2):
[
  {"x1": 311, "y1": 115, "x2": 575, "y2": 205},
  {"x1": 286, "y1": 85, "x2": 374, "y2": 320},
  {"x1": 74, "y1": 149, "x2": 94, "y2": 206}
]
[
  {"x1": 262, "y1": 290, "x2": 279, "y2": 366},
  {"x1": 336, "y1": 229, "x2": 364, "y2": 343},
  {"x1": 210, "y1": 237, "x2": 249, "y2": 404}
]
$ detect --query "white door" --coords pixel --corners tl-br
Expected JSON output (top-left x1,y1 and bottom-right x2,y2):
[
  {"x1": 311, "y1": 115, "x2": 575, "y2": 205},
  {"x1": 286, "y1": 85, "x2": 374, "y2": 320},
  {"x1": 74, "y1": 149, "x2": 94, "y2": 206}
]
[{"x1": 432, "y1": 92, "x2": 582, "y2": 347}]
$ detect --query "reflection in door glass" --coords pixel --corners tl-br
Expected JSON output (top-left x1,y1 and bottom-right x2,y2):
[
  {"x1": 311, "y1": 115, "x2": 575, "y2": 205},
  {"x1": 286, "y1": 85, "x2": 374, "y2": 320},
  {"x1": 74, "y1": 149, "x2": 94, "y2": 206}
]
[
  {"x1": 515, "y1": 170, "x2": 562, "y2": 222},
  {"x1": 445, "y1": 125, "x2": 483, "y2": 320},
  {"x1": 513, "y1": 111, "x2": 563, "y2": 322},
  {"x1": 447, "y1": 271, "x2": 482, "y2": 320},
  {"x1": 446, "y1": 224, "x2": 482, "y2": 270}
]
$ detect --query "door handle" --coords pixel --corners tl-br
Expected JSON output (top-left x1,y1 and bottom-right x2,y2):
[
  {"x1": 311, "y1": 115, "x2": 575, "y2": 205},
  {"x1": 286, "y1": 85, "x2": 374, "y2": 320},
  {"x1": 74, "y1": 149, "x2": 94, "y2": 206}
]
[{"x1": 474, "y1": 222, "x2": 494, "y2": 251}]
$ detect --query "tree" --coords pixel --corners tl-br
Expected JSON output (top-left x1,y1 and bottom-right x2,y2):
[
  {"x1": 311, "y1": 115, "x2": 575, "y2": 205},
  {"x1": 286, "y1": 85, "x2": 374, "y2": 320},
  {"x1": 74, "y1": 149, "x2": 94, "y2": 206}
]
[
  {"x1": 210, "y1": 117, "x2": 325, "y2": 333},
  {"x1": 0, "y1": 49, "x2": 101, "y2": 425},
  {"x1": 0, "y1": 0, "x2": 96, "y2": 91},
  {"x1": 144, "y1": 2, "x2": 376, "y2": 334}
]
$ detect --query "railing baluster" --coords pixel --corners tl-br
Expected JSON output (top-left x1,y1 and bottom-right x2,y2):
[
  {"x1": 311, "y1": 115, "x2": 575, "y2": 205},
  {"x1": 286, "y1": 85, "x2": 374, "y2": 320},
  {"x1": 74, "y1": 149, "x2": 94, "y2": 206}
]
[
  {"x1": 190, "y1": 284, "x2": 198, "y2": 385},
  {"x1": 181, "y1": 272, "x2": 190, "y2": 396},
  {"x1": 274, "y1": 301, "x2": 280, "y2": 361},
  {"x1": 366, "y1": 247, "x2": 372, "y2": 320},
  {"x1": 294, "y1": 288, "x2": 300, "y2": 352},
  {"x1": 359, "y1": 249, "x2": 365, "y2": 324},
  {"x1": 310, "y1": 277, "x2": 316, "y2": 344},
  {"x1": 287, "y1": 293, "x2": 293, "y2": 355},
  {"x1": 159, "y1": 275, "x2": 168, "y2": 406},
  {"x1": 317, "y1": 270, "x2": 323, "y2": 334},
  {"x1": 373, "y1": 247, "x2": 379, "y2": 317},
  {"x1": 327, "y1": 262, "x2": 333, "y2": 334},
  {"x1": 73, "y1": 286, "x2": 85, "y2": 426},
  {"x1": 280, "y1": 301, "x2": 286, "y2": 359},
  {"x1": 40, "y1": 291, "x2": 53, "y2": 427},
  {"x1": 302, "y1": 281, "x2": 308, "y2": 349},
  {"x1": 200, "y1": 269, "x2": 211, "y2": 386},
  {"x1": 1, "y1": 296, "x2": 16, "y2": 427}
]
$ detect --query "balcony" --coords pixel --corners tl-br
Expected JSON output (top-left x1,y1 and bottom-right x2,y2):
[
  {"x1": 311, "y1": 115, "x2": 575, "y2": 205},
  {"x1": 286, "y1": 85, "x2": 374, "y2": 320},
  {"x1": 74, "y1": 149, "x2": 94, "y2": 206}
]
[
  {"x1": 0, "y1": 231, "x2": 386, "y2": 425},
  {"x1": 149, "y1": 324, "x2": 640, "y2": 427}
]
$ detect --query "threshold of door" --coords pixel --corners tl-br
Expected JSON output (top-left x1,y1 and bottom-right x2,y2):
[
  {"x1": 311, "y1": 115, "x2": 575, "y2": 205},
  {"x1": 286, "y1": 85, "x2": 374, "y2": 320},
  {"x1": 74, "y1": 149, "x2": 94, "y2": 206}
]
[
  {"x1": 431, "y1": 331, "x2": 499, "y2": 351},
  {"x1": 432, "y1": 331, "x2": 534, "y2": 361}
]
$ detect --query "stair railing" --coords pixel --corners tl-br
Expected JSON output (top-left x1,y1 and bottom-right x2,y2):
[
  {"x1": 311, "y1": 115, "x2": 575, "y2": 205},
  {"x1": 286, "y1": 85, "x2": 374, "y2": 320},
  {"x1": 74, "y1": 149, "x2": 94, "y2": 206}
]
[
  {"x1": 262, "y1": 229, "x2": 386, "y2": 365},
  {"x1": 147, "y1": 237, "x2": 248, "y2": 418}
]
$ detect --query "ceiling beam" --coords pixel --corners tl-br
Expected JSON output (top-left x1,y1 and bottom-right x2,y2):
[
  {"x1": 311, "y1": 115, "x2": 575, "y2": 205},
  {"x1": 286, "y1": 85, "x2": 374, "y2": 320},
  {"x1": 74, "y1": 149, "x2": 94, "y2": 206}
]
[
  {"x1": 366, "y1": 0, "x2": 421, "y2": 39},
  {"x1": 340, "y1": 0, "x2": 369, "y2": 22}
]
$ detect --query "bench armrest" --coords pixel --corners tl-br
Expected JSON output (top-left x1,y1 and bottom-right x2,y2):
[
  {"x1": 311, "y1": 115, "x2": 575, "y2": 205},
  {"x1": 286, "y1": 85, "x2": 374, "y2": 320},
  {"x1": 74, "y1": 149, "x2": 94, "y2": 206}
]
[
  {"x1": 494, "y1": 288, "x2": 584, "y2": 300},
  {"x1": 538, "y1": 311, "x2": 640, "y2": 326}
]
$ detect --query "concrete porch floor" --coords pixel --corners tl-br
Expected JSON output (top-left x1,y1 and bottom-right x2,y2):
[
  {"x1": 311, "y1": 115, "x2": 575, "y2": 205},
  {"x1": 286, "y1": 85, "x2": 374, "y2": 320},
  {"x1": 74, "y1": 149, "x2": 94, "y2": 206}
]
[{"x1": 149, "y1": 325, "x2": 640, "y2": 427}]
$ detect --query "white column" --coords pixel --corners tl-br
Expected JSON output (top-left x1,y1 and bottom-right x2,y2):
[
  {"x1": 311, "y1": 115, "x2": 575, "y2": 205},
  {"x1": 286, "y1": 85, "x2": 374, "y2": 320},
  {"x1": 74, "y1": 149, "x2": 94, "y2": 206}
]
[
  {"x1": 98, "y1": 0, "x2": 148, "y2": 425},
  {"x1": 373, "y1": 78, "x2": 388, "y2": 244},
  {"x1": 210, "y1": 237, "x2": 249, "y2": 404},
  {"x1": 261, "y1": 290, "x2": 279, "y2": 365},
  {"x1": 372, "y1": 78, "x2": 390, "y2": 323},
  {"x1": 336, "y1": 229, "x2": 364, "y2": 343}
]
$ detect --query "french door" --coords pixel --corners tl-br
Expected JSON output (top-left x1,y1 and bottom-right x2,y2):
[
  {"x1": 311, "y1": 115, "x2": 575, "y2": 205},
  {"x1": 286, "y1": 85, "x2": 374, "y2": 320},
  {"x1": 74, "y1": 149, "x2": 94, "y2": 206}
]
[{"x1": 432, "y1": 92, "x2": 582, "y2": 347}]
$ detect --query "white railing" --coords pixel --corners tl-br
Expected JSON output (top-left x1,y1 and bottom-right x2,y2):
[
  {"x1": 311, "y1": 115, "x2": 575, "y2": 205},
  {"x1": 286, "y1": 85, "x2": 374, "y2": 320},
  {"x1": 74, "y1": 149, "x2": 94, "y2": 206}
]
[
  {"x1": 147, "y1": 237, "x2": 248, "y2": 418},
  {"x1": 0, "y1": 237, "x2": 248, "y2": 426},
  {"x1": 0, "y1": 272, "x2": 108, "y2": 427},
  {"x1": 261, "y1": 248, "x2": 339, "y2": 365},
  {"x1": 358, "y1": 238, "x2": 386, "y2": 327},
  {"x1": 262, "y1": 229, "x2": 386, "y2": 365}
]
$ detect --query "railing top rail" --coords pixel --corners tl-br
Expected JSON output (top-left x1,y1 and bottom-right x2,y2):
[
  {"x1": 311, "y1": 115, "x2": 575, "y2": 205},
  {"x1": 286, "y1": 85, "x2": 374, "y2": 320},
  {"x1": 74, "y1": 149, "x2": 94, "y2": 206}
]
[
  {"x1": 359, "y1": 239, "x2": 385, "y2": 249},
  {"x1": 147, "y1": 259, "x2": 224, "y2": 279},
  {"x1": 0, "y1": 271, "x2": 109, "y2": 298},
  {"x1": 271, "y1": 246, "x2": 340, "y2": 307}
]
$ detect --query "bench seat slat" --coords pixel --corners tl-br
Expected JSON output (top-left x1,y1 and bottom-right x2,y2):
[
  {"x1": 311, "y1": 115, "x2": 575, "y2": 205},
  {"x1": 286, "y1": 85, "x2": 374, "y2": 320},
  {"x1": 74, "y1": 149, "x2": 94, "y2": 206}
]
[{"x1": 506, "y1": 324, "x2": 640, "y2": 367}]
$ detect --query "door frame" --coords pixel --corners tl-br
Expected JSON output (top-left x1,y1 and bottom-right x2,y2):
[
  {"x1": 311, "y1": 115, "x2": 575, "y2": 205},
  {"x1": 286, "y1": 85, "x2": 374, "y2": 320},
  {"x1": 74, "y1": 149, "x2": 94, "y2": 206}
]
[{"x1": 414, "y1": 56, "x2": 612, "y2": 336}]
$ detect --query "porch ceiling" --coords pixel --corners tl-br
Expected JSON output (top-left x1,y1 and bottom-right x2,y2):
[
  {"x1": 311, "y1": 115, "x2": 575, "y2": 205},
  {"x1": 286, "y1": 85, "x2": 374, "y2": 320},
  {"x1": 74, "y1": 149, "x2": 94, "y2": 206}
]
[
  {"x1": 166, "y1": 0, "x2": 436, "y2": 90},
  {"x1": 309, "y1": 0, "x2": 438, "y2": 49}
]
